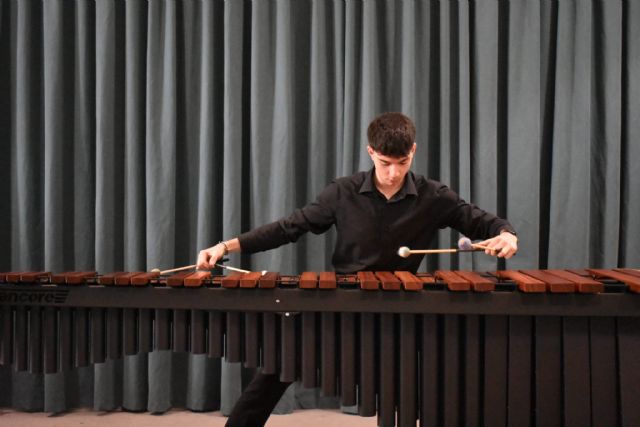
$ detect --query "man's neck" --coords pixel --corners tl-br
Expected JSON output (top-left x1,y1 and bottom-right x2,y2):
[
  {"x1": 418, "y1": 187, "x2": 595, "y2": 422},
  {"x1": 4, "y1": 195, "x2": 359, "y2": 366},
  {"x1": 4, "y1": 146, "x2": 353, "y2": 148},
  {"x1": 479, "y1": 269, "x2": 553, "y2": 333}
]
[{"x1": 374, "y1": 175, "x2": 404, "y2": 200}]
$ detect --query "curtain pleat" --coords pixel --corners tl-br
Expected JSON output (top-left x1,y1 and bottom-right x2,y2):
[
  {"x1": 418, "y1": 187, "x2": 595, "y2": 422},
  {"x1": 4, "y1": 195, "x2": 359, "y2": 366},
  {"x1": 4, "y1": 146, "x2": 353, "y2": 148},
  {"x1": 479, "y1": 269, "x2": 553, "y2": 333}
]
[
  {"x1": 623, "y1": 1, "x2": 640, "y2": 266},
  {"x1": 124, "y1": 0, "x2": 147, "y2": 271},
  {"x1": 1, "y1": 0, "x2": 638, "y2": 416}
]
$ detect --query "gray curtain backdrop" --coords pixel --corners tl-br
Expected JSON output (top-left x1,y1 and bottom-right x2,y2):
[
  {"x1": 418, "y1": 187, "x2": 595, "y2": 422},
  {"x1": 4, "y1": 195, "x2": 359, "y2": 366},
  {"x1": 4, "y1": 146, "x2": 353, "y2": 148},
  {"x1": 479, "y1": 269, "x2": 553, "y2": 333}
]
[{"x1": 1, "y1": 0, "x2": 638, "y2": 415}]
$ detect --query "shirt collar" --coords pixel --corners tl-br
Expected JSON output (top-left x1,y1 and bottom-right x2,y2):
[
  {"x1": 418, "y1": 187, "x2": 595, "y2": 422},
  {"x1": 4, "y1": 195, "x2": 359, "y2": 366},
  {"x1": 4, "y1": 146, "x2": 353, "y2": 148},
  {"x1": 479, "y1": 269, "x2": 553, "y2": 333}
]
[{"x1": 359, "y1": 168, "x2": 418, "y2": 200}]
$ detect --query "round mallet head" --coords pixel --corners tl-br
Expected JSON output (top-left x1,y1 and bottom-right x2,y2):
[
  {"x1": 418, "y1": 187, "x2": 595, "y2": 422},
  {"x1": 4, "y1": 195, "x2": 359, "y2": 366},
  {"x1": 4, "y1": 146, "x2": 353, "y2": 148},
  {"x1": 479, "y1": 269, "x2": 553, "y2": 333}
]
[
  {"x1": 397, "y1": 246, "x2": 411, "y2": 258},
  {"x1": 150, "y1": 268, "x2": 161, "y2": 273},
  {"x1": 457, "y1": 237, "x2": 474, "y2": 251}
]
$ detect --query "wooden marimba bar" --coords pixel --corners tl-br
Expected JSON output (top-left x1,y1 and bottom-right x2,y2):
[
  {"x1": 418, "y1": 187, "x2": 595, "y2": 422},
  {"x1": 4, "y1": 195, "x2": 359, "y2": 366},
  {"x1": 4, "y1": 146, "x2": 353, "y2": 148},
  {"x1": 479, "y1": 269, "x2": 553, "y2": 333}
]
[{"x1": 1, "y1": 268, "x2": 640, "y2": 426}]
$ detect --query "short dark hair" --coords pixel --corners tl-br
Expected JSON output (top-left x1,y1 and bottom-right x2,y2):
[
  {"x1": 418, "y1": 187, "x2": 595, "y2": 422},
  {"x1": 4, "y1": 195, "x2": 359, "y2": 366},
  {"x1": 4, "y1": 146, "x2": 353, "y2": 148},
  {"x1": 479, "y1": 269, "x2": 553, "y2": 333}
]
[{"x1": 367, "y1": 112, "x2": 416, "y2": 157}]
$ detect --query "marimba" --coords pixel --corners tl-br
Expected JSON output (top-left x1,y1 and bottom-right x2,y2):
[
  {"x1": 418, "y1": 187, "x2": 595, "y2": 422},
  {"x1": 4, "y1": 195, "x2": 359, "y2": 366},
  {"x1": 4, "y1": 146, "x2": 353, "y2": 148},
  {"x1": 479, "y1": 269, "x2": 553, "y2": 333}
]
[{"x1": 1, "y1": 268, "x2": 640, "y2": 427}]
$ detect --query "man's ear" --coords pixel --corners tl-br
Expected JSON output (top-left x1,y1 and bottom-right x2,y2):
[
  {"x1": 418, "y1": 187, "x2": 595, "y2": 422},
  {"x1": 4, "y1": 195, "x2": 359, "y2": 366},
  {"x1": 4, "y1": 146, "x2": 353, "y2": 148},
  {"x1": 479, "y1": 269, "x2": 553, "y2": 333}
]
[
  {"x1": 367, "y1": 145, "x2": 375, "y2": 157},
  {"x1": 411, "y1": 143, "x2": 417, "y2": 155}
]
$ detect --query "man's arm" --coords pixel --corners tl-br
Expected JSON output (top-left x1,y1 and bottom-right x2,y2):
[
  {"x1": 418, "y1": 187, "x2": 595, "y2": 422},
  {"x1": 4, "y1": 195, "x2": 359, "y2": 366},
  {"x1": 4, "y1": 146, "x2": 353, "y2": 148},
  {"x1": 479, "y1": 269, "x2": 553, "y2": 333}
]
[
  {"x1": 195, "y1": 181, "x2": 338, "y2": 270},
  {"x1": 436, "y1": 185, "x2": 518, "y2": 259}
]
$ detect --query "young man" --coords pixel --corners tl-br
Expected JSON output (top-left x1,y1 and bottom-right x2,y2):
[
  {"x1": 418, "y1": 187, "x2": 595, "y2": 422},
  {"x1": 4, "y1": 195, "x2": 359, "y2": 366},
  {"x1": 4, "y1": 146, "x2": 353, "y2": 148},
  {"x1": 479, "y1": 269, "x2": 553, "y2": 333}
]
[{"x1": 196, "y1": 112, "x2": 518, "y2": 426}]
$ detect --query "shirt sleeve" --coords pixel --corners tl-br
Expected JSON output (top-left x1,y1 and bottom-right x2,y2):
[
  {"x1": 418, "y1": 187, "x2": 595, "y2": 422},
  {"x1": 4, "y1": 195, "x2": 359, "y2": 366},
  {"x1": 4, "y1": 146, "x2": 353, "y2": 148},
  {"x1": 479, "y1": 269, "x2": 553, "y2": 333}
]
[
  {"x1": 435, "y1": 185, "x2": 516, "y2": 239},
  {"x1": 237, "y1": 182, "x2": 338, "y2": 254}
]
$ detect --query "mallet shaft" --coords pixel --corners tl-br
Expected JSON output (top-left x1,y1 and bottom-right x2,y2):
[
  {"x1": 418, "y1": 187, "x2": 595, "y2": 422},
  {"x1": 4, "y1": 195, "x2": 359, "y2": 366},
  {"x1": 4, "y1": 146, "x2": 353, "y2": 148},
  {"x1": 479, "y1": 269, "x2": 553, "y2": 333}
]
[
  {"x1": 407, "y1": 248, "x2": 476, "y2": 255},
  {"x1": 157, "y1": 262, "x2": 251, "y2": 275},
  {"x1": 160, "y1": 264, "x2": 196, "y2": 275},
  {"x1": 215, "y1": 264, "x2": 251, "y2": 274}
]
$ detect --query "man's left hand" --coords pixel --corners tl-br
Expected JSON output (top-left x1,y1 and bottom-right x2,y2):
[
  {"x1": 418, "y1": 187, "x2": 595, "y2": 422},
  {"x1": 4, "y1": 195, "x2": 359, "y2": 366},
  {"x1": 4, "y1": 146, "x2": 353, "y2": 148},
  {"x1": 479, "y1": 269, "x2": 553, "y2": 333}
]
[{"x1": 477, "y1": 231, "x2": 518, "y2": 259}]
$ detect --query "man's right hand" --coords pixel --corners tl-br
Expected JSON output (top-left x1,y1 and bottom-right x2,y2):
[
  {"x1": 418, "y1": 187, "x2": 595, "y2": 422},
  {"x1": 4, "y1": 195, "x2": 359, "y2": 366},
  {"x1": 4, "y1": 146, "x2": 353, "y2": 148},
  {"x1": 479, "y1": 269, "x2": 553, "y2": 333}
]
[
  {"x1": 196, "y1": 243, "x2": 228, "y2": 270},
  {"x1": 196, "y1": 238, "x2": 240, "y2": 270}
]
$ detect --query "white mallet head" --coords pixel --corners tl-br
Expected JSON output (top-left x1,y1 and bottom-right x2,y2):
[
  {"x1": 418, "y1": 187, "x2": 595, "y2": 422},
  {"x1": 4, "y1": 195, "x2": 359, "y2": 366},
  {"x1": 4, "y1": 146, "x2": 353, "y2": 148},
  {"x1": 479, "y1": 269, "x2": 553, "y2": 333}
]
[
  {"x1": 397, "y1": 246, "x2": 411, "y2": 258},
  {"x1": 458, "y1": 237, "x2": 473, "y2": 251}
]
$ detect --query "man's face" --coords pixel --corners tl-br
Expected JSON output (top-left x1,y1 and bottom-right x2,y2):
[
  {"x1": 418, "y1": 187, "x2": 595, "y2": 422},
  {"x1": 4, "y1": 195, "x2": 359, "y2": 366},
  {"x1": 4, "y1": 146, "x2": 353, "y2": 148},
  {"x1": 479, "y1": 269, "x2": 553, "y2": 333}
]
[{"x1": 367, "y1": 143, "x2": 416, "y2": 189}]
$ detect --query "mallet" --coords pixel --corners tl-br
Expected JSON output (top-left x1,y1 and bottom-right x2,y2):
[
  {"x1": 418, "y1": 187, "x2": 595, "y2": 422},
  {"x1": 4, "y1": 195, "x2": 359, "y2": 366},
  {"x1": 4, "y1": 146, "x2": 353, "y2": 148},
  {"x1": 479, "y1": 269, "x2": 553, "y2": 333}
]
[
  {"x1": 397, "y1": 237, "x2": 489, "y2": 258},
  {"x1": 150, "y1": 263, "x2": 264, "y2": 275}
]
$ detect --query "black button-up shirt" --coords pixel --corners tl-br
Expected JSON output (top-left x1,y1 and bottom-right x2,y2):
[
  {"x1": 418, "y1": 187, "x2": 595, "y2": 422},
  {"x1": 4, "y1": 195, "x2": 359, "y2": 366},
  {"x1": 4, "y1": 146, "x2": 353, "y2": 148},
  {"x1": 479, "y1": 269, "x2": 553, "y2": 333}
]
[{"x1": 238, "y1": 168, "x2": 515, "y2": 273}]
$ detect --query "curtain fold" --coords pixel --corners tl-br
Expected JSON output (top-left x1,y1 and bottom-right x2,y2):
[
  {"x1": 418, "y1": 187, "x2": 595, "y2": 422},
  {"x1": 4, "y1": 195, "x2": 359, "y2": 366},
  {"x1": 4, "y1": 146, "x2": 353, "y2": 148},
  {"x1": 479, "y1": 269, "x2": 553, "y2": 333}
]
[{"x1": 1, "y1": 0, "x2": 638, "y2": 416}]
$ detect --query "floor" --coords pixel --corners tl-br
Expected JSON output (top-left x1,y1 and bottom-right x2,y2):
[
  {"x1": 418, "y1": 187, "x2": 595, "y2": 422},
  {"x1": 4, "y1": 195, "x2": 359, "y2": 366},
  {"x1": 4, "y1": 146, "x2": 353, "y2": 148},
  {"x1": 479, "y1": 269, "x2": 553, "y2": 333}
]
[{"x1": 0, "y1": 408, "x2": 381, "y2": 427}]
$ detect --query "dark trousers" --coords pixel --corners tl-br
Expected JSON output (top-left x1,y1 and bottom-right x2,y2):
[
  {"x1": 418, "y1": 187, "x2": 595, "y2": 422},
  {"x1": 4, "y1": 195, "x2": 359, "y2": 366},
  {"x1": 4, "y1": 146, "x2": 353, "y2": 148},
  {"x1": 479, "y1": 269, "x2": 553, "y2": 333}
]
[{"x1": 225, "y1": 373, "x2": 293, "y2": 427}]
